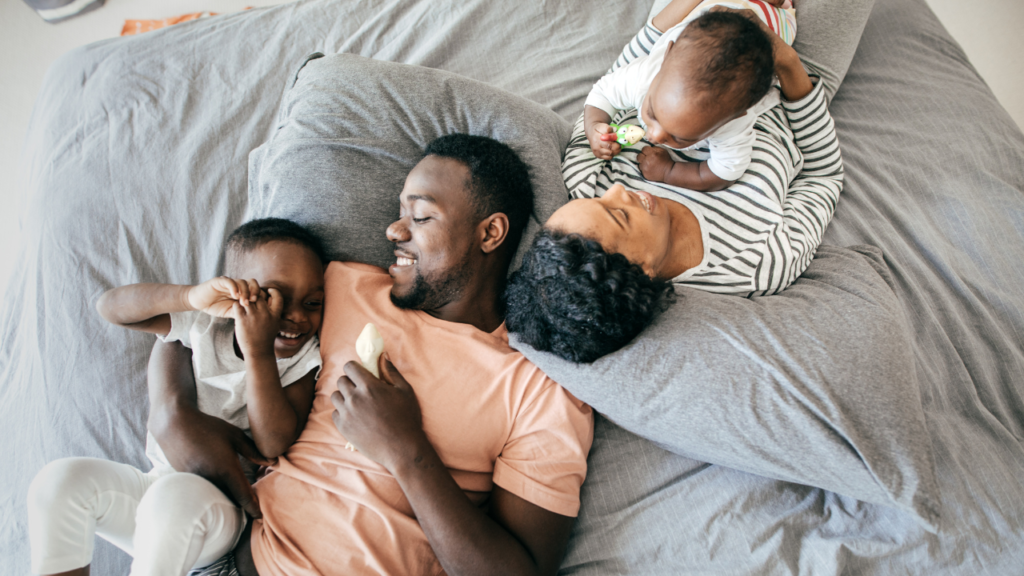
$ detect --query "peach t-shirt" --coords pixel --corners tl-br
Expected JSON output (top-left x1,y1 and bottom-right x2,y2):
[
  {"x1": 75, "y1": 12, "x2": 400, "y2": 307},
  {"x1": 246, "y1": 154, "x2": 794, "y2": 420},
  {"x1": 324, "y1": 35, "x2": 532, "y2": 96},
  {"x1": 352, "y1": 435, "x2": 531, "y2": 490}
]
[{"x1": 251, "y1": 262, "x2": 594, "y2": 576}]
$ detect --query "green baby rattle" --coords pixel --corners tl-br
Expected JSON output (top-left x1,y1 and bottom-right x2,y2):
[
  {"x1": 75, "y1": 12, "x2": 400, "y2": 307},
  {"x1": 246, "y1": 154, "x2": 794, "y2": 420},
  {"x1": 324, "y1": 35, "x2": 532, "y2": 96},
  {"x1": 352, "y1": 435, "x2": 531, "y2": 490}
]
[{"x1": 605, "y1": 123, "x2": 646, "y2": 147}]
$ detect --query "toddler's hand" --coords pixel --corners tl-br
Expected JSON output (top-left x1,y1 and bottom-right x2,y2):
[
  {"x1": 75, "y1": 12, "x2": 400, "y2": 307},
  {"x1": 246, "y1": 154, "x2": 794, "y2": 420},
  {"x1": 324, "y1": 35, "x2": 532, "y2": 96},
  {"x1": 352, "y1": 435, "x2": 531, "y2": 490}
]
[
  {"x1": 230, "y1": 288, "x2": 284, "y2": 359},
  {"x1": 588, "y1": 122, "x2": 621, "y2": 161},
  {"x1": 761, "y1": 0, "x2": 793, "y2": 8},
  {"x1": 188, "y1": 277, "x2": 260, "y2": 318},
  {"x1": 638, "y1": 146, "x2": 674, "y2": 183}
]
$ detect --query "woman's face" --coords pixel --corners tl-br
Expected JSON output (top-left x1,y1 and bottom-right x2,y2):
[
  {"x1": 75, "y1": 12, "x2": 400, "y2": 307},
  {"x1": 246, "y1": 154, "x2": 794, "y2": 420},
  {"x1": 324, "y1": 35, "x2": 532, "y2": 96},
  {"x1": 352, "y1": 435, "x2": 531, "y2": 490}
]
[{"x1": 547, "y1": 184, "x2": 672, "y2": 277}]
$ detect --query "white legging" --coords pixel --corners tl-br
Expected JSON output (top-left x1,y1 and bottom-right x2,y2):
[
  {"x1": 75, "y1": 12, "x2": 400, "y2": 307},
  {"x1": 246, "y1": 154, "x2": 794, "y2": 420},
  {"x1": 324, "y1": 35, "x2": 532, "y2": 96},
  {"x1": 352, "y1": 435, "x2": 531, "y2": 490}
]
[{"x1": 27, "y1": 457, "x2": 245, "y2": 576}]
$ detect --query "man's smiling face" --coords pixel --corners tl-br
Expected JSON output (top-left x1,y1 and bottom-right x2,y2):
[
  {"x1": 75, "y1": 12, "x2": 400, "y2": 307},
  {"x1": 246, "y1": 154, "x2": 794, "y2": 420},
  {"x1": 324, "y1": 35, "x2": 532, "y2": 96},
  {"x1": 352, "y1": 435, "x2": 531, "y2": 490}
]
[{"x1": 385, "y1": 155, "x2": 480, "y2": 311}]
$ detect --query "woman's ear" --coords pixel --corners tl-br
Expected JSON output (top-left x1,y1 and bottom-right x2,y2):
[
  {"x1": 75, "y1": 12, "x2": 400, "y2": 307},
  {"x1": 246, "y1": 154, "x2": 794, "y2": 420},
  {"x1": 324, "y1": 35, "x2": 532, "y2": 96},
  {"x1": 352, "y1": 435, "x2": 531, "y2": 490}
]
[{"x1": 478, "y1": 213, "x2": 510, "y2": 254}]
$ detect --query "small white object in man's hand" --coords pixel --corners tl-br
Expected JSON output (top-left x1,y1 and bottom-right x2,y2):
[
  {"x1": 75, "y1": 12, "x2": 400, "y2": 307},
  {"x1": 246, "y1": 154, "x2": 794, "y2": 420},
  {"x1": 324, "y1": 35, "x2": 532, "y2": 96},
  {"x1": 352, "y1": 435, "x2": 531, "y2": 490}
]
[{"x1": 345, "y1": 323, "x2": 386, "y2": 451}]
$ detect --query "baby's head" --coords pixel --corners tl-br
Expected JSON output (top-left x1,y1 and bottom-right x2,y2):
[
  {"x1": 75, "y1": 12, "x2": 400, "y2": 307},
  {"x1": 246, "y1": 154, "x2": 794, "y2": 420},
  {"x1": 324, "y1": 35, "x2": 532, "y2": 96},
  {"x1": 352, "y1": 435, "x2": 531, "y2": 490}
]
[
  {"x1": 644, "y1": 11, "x2": 775, "y2": 148},
  {"x1": 224, "y1": 218, "x2": 327, "y2": 358}
]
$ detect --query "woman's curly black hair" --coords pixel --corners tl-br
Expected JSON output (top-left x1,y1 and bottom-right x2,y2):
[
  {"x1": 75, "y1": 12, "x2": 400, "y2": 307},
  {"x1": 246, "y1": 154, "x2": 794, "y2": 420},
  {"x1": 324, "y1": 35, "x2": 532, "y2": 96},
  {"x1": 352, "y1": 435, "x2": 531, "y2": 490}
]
[{"x1": 505, "y1": 229, "x2": 676, "y2": 363}]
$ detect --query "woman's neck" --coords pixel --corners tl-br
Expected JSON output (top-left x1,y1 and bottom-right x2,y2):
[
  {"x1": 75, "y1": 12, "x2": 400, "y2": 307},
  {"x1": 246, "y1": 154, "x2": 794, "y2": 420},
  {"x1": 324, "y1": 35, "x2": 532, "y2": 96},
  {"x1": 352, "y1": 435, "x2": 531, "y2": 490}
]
[{"x1": 660, "y1": 198, "x2": 704, "y2": 279}]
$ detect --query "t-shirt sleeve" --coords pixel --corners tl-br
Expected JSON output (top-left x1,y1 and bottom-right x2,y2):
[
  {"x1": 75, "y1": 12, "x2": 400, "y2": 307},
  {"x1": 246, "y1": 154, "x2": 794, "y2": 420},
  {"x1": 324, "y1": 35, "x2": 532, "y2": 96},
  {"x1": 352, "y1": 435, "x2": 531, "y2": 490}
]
[
  {"x1": 157, "y1": 310, "x2": 201, "y2": 348},
  {"x1": 585, "y1": 60, "x2": 643, "y2": 118},
  {"x1": 280, "y1": 339, "x2": 323, "y2": 387},
  {"x1": 492, "y1": 377, "x2": 594, "y2": 517},
  {"x1": 706, "y1": 112, "x2": 757, "y2": 181}
]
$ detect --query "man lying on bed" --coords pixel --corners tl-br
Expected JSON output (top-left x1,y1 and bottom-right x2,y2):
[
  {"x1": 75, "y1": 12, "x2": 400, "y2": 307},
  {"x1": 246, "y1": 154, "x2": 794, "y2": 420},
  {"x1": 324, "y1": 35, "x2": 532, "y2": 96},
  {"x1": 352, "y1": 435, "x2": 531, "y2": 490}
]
[{"x1": 148, "y1": 134, "x2": 594, "y2": 576}]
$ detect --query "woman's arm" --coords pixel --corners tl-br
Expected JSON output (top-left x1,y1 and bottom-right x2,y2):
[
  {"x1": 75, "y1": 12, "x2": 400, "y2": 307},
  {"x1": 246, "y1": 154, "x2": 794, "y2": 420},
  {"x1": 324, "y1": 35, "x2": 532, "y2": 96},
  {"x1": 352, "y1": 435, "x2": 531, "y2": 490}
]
[
  {"x1": 331, "y1": 359, "x2": 575, "y2": 576},
  {"x1": 770, "y1": 78, "x2": 844, "y2": 293}
]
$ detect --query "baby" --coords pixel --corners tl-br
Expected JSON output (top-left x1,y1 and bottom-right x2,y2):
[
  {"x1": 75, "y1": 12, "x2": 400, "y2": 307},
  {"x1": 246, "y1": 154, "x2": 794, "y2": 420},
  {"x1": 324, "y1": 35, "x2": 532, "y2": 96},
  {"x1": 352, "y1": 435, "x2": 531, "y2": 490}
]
[
  {"x1": 585, "y1": 0, "x2": 803, "y2": 191},
  {"x1": 27, "y1": 218, "x2": 326, "y2": 576}
]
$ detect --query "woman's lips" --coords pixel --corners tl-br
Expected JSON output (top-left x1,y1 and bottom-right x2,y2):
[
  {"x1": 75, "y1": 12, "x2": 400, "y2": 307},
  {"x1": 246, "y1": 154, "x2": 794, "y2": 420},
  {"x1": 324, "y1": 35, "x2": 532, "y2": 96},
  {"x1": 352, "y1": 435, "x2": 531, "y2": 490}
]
[{"x1": 634, "y1": 190, "x2": 656, "y2": 214}]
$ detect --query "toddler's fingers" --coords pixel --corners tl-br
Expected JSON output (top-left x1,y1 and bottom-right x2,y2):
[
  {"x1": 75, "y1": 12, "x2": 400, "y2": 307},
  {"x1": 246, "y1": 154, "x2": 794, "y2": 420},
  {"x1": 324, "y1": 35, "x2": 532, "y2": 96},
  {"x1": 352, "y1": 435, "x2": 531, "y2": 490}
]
[
  {"x1": 235, "y1": 280, "x2": 250, "y2": 304},
  {"x1": 599, "y1": 133, "x2": 618, "y2": 142},
  {"x1": 247, "y1": 279, "x2": 260, "y2": 303}
]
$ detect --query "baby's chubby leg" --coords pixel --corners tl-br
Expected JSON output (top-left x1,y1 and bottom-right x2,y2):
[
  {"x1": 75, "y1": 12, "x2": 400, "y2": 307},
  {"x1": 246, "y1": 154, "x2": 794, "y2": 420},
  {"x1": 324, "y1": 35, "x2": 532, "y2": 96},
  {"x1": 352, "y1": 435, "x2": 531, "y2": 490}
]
[
  {"x1": 28, "y1": 457, "x2": 156, "y2": 574},
  {"x1": 130, "y1": 473, "x2": 245, "y2": 576}
]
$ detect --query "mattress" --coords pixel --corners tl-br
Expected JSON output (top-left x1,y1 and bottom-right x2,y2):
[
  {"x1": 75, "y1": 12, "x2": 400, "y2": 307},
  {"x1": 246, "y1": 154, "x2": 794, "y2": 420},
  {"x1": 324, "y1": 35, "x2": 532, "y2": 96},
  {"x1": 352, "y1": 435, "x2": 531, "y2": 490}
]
[{"x1": 3, "y1": 0, "x2": 1023, "y2": 573}]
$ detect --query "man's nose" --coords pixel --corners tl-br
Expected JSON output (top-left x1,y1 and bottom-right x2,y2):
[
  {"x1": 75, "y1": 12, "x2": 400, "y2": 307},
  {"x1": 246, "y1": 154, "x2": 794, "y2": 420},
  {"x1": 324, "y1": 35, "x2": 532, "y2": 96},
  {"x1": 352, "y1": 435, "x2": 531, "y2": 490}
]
[{"x1": 386, "y1": 218, "x2": 410, "y2": 243}]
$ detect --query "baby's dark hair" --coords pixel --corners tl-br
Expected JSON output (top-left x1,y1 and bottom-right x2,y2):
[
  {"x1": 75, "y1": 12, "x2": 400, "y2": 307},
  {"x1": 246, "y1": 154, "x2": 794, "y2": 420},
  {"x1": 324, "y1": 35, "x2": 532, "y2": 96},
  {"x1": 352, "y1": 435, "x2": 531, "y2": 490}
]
[
  {"x1": 505, "y1": 229, "x2": 676, "y2": 363},
  {"x1": 424, "y1": 134, "x2": 534, "y2": 256},
  {"x1": 225, "y1": 218, "x2": 327, "y2": 270},
  {"x1": 674, "y1": 10, "x2": 775, "y2": 111}
]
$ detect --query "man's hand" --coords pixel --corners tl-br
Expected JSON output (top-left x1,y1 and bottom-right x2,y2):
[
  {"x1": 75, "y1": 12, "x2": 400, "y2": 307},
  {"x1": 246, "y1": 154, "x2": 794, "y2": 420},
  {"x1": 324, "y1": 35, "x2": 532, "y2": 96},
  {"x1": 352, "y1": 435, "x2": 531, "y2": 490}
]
[
  {"x1": 229, "y1": 288, "x2": 283, "y2": 359},
  {"x1": 158, "y1": 409, "x2": 274, "y2": 518},
  {"x1": 148, "y1": 339, "x2": 274, "y2": 519},
  {"x1": 588, "y1": 122, "x2": 621, "y2": 161},
  {"x1": 330, "y1": 358, "x2": 427, "y2": 472},
  {"x1": 187, "y1": 277, "x2": 260, "y2": 318},
  {"x1": 638, "y1": 146, "x2": 675, "y2": 182}
]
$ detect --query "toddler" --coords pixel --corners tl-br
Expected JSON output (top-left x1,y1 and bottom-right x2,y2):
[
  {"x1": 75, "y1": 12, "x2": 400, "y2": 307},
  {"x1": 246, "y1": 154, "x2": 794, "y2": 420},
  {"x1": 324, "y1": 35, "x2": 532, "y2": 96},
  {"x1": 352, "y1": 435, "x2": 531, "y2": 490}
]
[
  {"x1": 27, "y1": 218, "x2": 326, "y2": 576},
  {"x1": 585, "y1": 0, "x2": 800, "y2": 191}
]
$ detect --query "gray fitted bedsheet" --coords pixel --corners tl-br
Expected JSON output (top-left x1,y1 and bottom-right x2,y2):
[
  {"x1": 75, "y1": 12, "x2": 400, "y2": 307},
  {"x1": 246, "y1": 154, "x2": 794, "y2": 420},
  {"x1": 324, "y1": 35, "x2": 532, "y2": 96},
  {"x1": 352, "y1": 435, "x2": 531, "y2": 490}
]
[{"x1": 2, "y1": 0, "x2": 1023, "y2": 574}]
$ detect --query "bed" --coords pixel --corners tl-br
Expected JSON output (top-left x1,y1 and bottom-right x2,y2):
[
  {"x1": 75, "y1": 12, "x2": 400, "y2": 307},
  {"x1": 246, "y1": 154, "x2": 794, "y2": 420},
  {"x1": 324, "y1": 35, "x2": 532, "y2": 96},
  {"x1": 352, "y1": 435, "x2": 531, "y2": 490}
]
[{"x1": 3, "y1": 0, "x2": 1023, "y2": 573}]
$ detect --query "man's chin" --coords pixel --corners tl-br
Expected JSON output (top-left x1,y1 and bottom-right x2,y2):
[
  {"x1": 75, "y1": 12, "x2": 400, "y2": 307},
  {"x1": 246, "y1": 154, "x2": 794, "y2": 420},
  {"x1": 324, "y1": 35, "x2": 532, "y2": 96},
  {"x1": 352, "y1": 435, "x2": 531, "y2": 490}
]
[{"x1": 390, "y1": 285, "x2": 426, "y2": 310}]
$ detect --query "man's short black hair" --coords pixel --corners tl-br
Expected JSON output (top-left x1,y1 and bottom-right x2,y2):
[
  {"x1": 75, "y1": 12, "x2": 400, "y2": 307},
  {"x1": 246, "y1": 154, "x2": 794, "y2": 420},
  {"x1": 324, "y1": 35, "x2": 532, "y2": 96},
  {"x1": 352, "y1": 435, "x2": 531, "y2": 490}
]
[
  {"x1": 675, "y1": 10, "x2": 775, "y2": 111},
  {"x1": 505, "y1": 229, "x2": 676, "y2": 363},
  {"x1": 424, "y1": 134, "x2": 534, "y2": 253},
  {"x1": 225, "y1": 217, "x2": 327, "y2": 267}
]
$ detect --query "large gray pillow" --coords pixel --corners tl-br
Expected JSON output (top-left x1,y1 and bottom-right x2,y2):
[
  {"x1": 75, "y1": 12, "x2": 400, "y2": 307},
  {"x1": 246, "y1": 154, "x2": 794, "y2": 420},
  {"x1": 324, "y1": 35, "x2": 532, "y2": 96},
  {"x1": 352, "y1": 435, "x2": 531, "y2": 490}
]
[
  {"x1": 247, "y1": 53, "x2": 573, "y2": 270},
  {"x1": 646, "y1": 0, "x2": 877, "y2": 100},
  {"x1": 511, "y1": 245, "x2": 940, "y2": 529}
]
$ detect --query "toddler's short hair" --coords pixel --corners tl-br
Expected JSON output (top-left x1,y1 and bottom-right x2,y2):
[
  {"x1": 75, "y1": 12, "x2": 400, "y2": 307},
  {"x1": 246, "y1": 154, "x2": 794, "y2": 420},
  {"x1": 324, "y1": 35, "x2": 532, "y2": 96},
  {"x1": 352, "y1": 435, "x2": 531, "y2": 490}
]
[
  {"x1": 675, "y1": 10, "x2": 775, "y2": 111},
  {"x1": 225, "y1": 218, "x2": 327, "y2": 271}
]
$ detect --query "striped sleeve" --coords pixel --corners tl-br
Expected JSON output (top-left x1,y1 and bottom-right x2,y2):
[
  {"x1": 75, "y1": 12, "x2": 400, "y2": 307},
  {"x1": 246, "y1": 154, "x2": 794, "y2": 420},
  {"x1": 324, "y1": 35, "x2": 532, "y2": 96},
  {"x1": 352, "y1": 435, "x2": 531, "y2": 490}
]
[
  {"x1": 586, "y1": 23, "x2": 663, "y2": 117},
  {"x1": 609, "y1": 22, "x2": 662, "y2": 73},
  {"x1": 757, "y1": 79, "x2": 844, "y2": 295}
]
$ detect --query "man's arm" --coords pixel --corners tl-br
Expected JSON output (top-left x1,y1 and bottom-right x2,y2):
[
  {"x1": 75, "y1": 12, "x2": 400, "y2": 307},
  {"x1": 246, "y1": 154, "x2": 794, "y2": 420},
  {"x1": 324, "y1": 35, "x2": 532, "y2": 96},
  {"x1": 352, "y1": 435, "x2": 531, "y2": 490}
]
[
  {"x1": 331, "y1": 359, "x2": 575, "y2": 576},
  {"x1": 147, "y1": 339, "x2": 272, "y2": 519}
]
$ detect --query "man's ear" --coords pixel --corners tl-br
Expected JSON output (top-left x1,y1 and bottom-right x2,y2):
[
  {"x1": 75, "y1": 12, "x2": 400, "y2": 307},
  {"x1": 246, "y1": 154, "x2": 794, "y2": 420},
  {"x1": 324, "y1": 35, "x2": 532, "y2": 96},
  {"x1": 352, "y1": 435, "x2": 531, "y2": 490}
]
[{"x1": 478, "y1": 213, "x2": 510, "y2": 255}]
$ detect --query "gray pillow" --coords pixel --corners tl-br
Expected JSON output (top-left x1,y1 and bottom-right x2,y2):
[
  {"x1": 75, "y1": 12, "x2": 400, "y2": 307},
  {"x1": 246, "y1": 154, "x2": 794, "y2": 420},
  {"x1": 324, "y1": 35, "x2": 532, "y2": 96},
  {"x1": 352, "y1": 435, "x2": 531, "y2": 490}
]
[
  {"x1": 247, "y1": 53, "x2": 573, "y2": 270},
  {"x1": 646, "y1": 0, "x2": 877, "y2": 100},
  {"x1": 511, "y1": 245, "x2": 940, "y2": 529}
]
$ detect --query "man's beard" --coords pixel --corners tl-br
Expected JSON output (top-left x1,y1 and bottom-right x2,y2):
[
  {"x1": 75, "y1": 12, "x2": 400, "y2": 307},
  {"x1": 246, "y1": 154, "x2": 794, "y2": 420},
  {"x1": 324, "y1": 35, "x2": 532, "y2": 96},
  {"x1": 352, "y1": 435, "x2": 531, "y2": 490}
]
[{"x1": 390, "y1": 259, "x2": 473, "y2": 311}]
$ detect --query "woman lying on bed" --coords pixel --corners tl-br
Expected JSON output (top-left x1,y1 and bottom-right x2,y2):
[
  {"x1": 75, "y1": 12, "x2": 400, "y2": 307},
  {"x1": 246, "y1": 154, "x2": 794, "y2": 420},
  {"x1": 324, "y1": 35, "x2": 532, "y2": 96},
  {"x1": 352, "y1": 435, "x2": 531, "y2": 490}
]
[{"x1": 505, "y1": 7, "x2": 843, "y2": 364}]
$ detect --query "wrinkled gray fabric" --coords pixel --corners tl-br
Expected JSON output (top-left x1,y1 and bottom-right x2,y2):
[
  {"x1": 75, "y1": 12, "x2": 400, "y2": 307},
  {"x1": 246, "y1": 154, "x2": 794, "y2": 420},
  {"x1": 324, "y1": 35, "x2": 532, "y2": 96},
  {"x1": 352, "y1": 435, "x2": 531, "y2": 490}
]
[
  {"x1": 0, "y1": 2, "x2": 650, "y2": 572},
  {"x1": 247, "y1": 54, "x2": 573, "y2": 272},
  {"x1": 4, "y1": 0, "x2": 1024, "y2": 574},
  {"x1": 512, "y1": 245, "x2": 940, "y2": 528},
  {"x1": 556, "y1": 0, "x2": 1024, "y2": 574}
]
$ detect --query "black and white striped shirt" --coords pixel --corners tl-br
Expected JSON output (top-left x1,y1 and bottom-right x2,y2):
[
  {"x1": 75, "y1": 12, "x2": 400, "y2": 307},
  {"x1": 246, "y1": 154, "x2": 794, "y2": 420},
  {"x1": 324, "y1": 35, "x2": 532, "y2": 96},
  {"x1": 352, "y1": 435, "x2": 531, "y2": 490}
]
[{"x1": 562, "y1": 24, "x2": 843, "y2": 296}]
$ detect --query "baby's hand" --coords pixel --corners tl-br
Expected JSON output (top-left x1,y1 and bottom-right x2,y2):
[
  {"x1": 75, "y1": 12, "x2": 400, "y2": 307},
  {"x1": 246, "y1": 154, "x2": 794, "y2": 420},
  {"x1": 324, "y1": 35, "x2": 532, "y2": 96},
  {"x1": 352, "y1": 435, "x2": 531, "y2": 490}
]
[
  {"x1": 229, "y1": 288, "x2": 284, "y2": 359},
  {"x1": 188, "y1": 277, "x2": 260, "y2": 318},
  {"x1": 638, "y1": 146, "x2": 674, "y2": 183},
  {"x1": 760, "y1": 0, "x2": 792, "y2": 8},
  {"x1": 588, "y1": 122, "x2": 622, "y2": 161}
]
